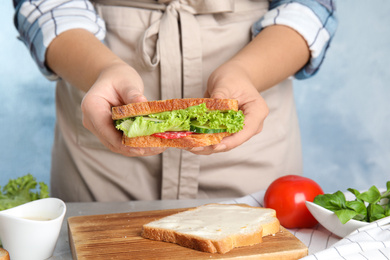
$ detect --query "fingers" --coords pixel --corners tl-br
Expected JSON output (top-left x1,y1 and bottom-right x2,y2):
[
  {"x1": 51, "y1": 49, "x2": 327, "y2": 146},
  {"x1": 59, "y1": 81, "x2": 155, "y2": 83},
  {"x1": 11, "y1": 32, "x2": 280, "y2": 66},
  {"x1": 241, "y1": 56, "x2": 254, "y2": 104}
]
[
  {"x1": 82, "y1": 102, "x2": 163, "y2": 157},
  {"x1": 81, "y1": 63, "x2": 168, "y2": 157},
  {"x1": 185, "y1": 126, "x2": 259, "y2": 155},
  {"x1": 82, "y1": 92, "x2": 167, "y2": 157},
  {"x1": 81, "y1": 94, "x2": 121, "y2": 149},
  {"x1": 122, "y1": 147, "x2": 168, "y2": 157},
  {"x1": 176, "y1": 110, "x2": 264, "y2": 156},
  {"x1": 204, "y1": 89, "x2": 210, "y2": 98},
  {"x1": 190, "y1": 90, "x2": 269, "y2": 155}
]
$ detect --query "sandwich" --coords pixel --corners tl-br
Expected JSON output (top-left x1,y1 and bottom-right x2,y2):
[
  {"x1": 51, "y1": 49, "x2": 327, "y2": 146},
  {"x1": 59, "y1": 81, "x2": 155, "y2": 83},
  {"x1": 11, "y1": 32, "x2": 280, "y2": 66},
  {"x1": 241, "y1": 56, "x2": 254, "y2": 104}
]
[
  {"x1": 141, "y1": 203, "x2": 280, "y2": 254},
  {"x1": 112, "y1": 98, "x2": 245, "y2": 147}
]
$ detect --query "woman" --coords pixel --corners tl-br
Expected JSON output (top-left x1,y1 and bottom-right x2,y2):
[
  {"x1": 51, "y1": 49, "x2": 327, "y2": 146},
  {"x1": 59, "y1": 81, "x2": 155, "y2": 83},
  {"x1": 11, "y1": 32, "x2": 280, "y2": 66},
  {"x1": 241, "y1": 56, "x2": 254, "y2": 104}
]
[{"x1": 13, "y1": 0, "x2": 337, "y2": 201}]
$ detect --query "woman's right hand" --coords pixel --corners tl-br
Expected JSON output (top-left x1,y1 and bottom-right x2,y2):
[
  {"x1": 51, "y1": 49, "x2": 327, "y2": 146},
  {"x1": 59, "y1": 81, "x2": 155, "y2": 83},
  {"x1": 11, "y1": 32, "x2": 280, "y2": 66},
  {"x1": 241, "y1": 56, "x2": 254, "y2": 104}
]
[
  {"x1": 81, "y1": 61, "x2": 167, "y2": 157},
  {"x1": 46, "y1": 29, "x2": 166, "y2": 156}
]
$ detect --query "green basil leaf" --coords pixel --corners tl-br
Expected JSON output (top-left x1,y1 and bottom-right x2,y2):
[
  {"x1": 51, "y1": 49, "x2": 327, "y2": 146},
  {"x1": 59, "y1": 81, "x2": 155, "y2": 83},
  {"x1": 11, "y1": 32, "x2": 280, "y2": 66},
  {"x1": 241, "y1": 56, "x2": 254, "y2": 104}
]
[
  {"x1": 357, "y1": 185, "x2": 382, "y2": 204},
  {"x1": 352, "y1": 214, "x2": 367, "y2": 222},
  {"x1": 332, "y1": 191, "x2": 348, "y2": 208},
  {"x1": 314, "y1": 191, "x2": 347, "y2": 212},
  {"x1": 315, "y1": 182, "x2": 390, "y2": 224},
  {"x1": 381, "y1": 181, "x2": 390, "y2": 198},
  {"x1": 347, "y1": 188, "x2": 361, "y2": 197},
  {"x1": 368, "y1": 203, "x2": 385, "y2": 222},
  {"x1": 346, "y1": 200, "x2": 367, "y2": 216},
  {"x1": 384, "y1": 198, "x2": 390, "y2": 210},
  {"x1": 347, "y1": 188, "x2": 364, "y2": 203},
  {"x1": 385, "y1": 207, "x2": 390, "y2": 217},
  {"x1": 335, "y1": 209, "x2": 358, "y2": 224},
  {"x1": 370, "y1": 213, "x2": 386, "y2": 222}
]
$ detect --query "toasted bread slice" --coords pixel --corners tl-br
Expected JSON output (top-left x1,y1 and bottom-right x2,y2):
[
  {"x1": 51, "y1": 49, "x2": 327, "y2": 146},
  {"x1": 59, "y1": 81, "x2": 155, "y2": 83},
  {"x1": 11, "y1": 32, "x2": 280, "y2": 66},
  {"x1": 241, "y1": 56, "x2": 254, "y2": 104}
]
[
  {"x1": 112, "y1": 98, "x2": 238, "y2": 120},
  {"x1": 122, "y1": 132, "x2": 231, "y2": 148},
  {"x1": 141, "y1": 204, "x2": 280, "y2": 254}
]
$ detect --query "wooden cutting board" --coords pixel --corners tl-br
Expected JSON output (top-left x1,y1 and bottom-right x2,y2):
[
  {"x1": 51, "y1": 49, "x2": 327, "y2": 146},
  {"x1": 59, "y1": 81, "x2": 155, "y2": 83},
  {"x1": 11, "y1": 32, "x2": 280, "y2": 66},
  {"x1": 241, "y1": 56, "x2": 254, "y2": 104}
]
[{"x1": 68, "y1": 207, "x2": 308, "y2": 260}]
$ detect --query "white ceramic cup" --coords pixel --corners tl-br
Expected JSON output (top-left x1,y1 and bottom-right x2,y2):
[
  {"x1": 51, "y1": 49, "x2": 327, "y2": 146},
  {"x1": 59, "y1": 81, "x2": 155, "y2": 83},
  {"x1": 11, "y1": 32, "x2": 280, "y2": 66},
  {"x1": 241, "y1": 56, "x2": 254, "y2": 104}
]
[{"x1": 0, "y1": 198, "x2": 66, "y2": 260}]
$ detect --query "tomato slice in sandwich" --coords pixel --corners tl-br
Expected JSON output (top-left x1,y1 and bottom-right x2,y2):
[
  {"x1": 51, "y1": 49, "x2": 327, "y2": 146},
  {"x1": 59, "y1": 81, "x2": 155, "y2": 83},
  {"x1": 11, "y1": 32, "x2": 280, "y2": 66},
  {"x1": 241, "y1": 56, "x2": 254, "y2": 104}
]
[{"x1": 152, "y1": 131, "x2": 193, "y2": 139}]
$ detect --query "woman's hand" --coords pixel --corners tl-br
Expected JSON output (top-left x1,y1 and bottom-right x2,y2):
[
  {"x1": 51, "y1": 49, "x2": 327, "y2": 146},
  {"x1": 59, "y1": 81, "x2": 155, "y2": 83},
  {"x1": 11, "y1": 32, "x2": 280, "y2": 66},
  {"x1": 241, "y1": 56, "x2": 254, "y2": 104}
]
[
  {"x1": 186, "y1": 25, "x2": 310, "y2": 155},
  {"x1": 46, "y1": 29, "x2": 166, "y2": 157},
  {"x1": 81, "y1": 61, "x2": 167, "y2": 157},
  {"x1": 187, "y1": 60, "x2": 269, "y2": 155}
]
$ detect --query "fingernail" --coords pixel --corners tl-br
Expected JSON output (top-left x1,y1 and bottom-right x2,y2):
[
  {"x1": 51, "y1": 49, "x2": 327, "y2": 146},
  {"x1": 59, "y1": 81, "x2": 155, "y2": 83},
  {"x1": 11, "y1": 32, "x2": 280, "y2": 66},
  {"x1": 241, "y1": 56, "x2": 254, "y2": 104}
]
[
  {"x1": 150, "y1": 147, "x2": 165, "y2": 153},
  {"x1": 191, "y1": 147, "x2": 204, "y2": 152},
  {"x1": 130, "y1": 148, "x2": 144, "y2": 155},
  {"x1": 214, "y1": 144, "x2": 226, "y2": 152}
]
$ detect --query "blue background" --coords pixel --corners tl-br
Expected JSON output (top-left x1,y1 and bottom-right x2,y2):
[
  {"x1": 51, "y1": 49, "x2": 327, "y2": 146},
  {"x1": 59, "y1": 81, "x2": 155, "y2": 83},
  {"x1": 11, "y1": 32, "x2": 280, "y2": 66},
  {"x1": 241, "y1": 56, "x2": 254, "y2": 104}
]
[{"x1": 1, "y1": 0, "x2": 389, "y2": 194}]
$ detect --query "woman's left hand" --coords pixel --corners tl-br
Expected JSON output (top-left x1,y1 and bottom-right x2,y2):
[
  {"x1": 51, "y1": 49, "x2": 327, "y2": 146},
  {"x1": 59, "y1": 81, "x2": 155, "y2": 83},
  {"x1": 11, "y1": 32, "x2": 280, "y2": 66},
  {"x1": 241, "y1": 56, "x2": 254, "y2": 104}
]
[
  {"x1": 185, "y1": 25, "x2": 311, "y2": 155},
  {"x1": 186, "y1": 60, "x2": 269, "y2": 155}
]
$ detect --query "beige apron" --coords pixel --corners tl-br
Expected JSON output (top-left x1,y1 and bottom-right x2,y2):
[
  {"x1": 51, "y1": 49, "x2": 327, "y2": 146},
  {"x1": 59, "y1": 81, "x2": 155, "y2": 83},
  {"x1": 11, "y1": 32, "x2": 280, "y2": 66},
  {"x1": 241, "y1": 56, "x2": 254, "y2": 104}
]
[{"x1": 50, "y1": 0, "x2": 303, "y2": 202}]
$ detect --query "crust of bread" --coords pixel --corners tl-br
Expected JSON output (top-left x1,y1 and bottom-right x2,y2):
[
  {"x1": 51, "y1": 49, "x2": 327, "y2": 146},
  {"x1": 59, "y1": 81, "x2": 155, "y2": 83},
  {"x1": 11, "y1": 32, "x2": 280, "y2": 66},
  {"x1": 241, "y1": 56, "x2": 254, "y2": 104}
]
[
  {"x1": 141, "y1": 204, "x2": 280, "y2": 254},
  {"x1": 112, "y1": 98, "x2": 239, "y2": 120},
  {"x1": 122, "y1": 132, "x2": 231, "y2": 147},
  {"x1": 232, "y1": 204, "x2": 280, "y2": 237},
  {"x1": 141, "y1": 224, "x2": 263, "y2": 254},
  {"x1": 0, "y1": 248, "x2": 10, "y2": 260},
  {"x1": 261, "y1": 217, "x2": 281, "y2": 237}
]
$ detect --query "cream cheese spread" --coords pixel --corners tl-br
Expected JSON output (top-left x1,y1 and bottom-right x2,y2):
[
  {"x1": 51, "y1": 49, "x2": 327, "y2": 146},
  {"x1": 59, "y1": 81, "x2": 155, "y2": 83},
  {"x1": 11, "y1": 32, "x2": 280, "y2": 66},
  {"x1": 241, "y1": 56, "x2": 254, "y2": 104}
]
[{"x1": 144, "y1": 204, "x2": 275, "y2": 240}]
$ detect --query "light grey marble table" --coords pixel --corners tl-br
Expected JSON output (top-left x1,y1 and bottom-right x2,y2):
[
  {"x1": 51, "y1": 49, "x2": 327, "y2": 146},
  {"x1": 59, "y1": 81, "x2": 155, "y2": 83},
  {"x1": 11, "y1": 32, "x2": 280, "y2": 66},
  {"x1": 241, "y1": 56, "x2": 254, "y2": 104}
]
[{"x1": 50, "y1": 198, "x2": 225, "y2": 259}]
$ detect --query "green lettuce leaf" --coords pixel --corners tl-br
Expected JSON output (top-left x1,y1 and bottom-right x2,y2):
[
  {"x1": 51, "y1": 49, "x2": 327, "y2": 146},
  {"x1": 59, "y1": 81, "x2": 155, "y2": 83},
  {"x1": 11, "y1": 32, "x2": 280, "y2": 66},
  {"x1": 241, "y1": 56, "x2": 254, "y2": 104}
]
[
  {"x1": 192, "y1": 109, "x2": 245, "y2": 133},
  {"x1": 115, "y1": 103, "x2": 245, "y2": 138},
  {"x1": 0, "y1": 174, "x2": 49, "y2": 211},
  {"x1": 116, "y1": 116, "x2": 188, "y2": 138}
]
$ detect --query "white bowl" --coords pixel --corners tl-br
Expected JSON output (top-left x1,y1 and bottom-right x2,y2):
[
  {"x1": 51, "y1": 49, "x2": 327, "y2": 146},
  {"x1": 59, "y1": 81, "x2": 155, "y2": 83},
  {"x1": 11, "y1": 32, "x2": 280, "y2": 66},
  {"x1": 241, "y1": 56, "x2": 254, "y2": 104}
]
[
  {"x1": 305, "y1": 201, "x2": 370, "y2": 237},
  {"x1": 0, "y1": 198, "x2": 66, "y2": 260}
]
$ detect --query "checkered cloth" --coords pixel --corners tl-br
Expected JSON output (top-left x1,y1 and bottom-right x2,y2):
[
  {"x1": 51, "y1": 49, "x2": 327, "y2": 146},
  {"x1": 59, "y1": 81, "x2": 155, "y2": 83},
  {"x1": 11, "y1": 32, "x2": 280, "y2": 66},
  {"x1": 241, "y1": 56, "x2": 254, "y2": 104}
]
[{"x1": 224, "y1": 190, "x2": 390, "y2": 260}]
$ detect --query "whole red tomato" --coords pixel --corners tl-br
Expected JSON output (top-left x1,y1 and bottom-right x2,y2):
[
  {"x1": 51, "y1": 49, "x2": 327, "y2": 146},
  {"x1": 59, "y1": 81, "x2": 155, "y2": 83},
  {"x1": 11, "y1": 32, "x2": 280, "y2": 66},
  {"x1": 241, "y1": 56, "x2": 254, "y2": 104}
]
[{"x1": 264, "y1": 175, "x2": 324, "y2": 229}]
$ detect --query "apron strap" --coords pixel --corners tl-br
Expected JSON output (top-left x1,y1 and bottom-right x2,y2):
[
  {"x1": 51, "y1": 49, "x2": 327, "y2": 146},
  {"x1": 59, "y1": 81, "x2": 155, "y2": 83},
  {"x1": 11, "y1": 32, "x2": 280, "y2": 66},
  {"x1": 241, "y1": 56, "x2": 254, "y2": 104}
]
[
  {"x1": 95, "y1": 0, "x2": 234, "y2": 199},
  {"x1": 145, "y1": 0, "x2": 234, "y2": 199}
]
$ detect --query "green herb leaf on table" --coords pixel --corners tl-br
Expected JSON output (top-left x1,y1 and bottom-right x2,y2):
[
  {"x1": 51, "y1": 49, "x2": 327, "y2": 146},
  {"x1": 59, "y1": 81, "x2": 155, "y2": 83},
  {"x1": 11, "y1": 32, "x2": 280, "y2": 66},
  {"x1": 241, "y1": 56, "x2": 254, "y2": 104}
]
[
  {"x1": 334, "y1": 209, "x2": 359, "y2": 224},
  {"x1": 313, "y1": 181, "x2": 390, "y2": 224},
  {"x1": 345, "y1": 200, "x2": 367, "y2": 221},
  {"x1": 313, "y1": 191, "x2": 347, "y2": 211},
  {"x1": 357, "y1": 185, "x2": 382, "y2": 204},
  {"x1": 0, "y1": 174, "x2": 49, "y2": 211}
]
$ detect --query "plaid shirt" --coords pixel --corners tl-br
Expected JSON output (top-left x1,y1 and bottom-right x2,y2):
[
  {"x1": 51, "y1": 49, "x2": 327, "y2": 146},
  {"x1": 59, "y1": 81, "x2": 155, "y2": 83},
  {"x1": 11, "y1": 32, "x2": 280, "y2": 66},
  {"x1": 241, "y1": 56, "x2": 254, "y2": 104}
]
[{"x1": 13, "y1": 0, "x2": 337, "y2": 80}]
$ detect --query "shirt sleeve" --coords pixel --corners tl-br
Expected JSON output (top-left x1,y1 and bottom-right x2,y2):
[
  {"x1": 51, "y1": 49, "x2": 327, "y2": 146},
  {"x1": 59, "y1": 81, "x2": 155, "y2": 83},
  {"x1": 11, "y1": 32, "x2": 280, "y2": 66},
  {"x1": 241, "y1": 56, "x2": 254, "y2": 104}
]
[
  {"x1": 13, "y1": 0, "x2": 106, "y2": 80},
  {"x1": 252, "y1": 0, "x2": 337, "y2": 79}
]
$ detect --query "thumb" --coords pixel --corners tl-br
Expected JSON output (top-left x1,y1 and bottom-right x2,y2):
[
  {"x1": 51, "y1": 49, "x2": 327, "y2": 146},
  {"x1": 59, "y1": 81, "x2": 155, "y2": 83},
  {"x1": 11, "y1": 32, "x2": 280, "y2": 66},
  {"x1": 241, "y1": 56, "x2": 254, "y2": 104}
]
[
  {"x1": 128, "y1": 93, "x2": 147, "y2": 104},
  {"x1": 123, "y1": 89, "x2": 147, "y2": 104},
  {"x1": 207, "y1": 81, "x2": 230, "y2": 100},
  {"x1": 209, "y1": 91, "x2": 229, "y2": 100}
]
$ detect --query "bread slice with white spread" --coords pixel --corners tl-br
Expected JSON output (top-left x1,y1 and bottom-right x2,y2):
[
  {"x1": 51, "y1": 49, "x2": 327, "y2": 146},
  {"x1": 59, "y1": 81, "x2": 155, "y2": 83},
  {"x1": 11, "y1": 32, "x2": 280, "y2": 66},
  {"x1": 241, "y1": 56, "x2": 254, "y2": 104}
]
[{"x1": 141, "y1": 204, "x2": 280, "y2": 254}]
